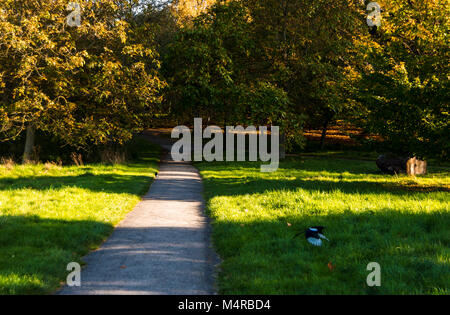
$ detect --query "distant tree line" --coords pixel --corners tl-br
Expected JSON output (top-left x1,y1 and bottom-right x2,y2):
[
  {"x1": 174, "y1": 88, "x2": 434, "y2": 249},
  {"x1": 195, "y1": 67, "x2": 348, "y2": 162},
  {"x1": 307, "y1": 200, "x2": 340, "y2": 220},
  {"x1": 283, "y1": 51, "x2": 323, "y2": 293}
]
[{"x1": 0, "y1": 0, "x2": 448, "y2": 162}]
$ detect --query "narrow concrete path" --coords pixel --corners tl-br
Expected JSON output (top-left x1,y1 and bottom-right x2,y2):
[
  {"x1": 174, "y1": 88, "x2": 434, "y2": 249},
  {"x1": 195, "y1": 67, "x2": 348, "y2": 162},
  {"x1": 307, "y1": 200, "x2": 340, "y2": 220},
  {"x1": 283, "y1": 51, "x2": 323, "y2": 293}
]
[{"x1": 58, "y1": 133, "x2": 218, "y2": 295}]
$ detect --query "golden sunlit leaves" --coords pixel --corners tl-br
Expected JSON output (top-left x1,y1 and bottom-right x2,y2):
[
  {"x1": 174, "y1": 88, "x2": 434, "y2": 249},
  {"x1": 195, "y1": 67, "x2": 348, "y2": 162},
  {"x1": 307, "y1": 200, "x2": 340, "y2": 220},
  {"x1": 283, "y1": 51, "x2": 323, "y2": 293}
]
[
  {"x1": 171, "y1": 0, "x2": 216, "y2": 26},
  {"x1": 0, "y1": 0, "x2": 165, "y2": 147}
]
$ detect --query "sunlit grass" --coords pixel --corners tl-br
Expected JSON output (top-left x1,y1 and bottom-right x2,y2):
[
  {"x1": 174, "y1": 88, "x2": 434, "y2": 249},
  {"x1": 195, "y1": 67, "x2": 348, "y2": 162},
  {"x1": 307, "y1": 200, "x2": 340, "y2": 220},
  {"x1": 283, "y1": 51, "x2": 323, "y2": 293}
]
[
  {"x1": 197, "y1": 157, "x2": 450, "y2": 294},
  {"x1": 0, "y1": 139, "x2": 160, "y2": 294}
]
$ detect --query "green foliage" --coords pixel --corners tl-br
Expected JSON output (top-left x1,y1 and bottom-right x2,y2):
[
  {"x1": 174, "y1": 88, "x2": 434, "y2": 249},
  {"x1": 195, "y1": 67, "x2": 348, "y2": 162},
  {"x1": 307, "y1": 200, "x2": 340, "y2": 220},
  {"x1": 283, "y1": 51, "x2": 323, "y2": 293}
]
[
  {"x1": 1, "y1": 0, "x2": 447, "y2": 158},
  {"x1": 165, "y1": 0, "x2": 448, "y2": 158},
  {"x1": 239, "y1": 82, "x2": 305, "y2": 149},
  {"x1": 164, "y1": 1, "x2": 306, "y2": 148},
  {"x1": 242, "y1": 0, "x2": 365, "y2": 126},
  {"x1": 355, "y1": 0, "x2": 449, "y2": 159},
  {"x1": 164, "y1": 1, "x2": 249, "y2": 124},
  {"x1": 0, "y1": 0, "x2": 165, "y2": 148}
]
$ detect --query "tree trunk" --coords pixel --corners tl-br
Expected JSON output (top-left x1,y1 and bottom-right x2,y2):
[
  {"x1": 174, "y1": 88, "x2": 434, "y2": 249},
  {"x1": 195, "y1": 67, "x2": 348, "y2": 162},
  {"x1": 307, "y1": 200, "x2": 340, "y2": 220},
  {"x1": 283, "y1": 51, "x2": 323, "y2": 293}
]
[
  {"x1": 22, "y1": 125, "x2": 36, "y2": 164},
  {"x1": 319, "y1": 119, "x2": 329, "y2": 150}
]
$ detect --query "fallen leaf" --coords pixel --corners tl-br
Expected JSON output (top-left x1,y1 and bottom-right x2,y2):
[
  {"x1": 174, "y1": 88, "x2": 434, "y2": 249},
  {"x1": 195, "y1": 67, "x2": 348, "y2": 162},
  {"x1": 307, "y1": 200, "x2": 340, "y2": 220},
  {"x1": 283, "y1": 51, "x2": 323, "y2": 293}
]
[{"x1": 328, "y1": 262, "x2": 335, "y2": 271}]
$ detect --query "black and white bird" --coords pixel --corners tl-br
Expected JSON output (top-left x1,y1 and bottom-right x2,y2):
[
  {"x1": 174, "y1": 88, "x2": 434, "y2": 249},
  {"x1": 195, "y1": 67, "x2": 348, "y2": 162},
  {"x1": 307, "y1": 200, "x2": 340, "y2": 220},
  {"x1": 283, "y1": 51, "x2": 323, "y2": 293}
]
[{"x1": 293, "y1": 226, "x2": 329, "y2": 246}]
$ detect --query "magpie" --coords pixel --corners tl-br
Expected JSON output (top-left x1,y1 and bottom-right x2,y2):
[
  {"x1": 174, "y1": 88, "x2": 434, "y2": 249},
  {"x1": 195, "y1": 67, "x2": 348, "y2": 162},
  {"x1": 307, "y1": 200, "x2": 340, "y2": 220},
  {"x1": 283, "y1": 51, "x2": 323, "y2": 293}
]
[{"x1": 293, "y1": 226, "x2": 329, "y2": 246}]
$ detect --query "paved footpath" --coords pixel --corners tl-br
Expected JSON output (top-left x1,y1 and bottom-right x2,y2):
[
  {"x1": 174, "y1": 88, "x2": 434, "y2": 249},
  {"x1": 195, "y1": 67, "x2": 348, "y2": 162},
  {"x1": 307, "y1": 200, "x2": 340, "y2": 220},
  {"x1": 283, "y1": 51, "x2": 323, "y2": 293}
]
[{"x1": 58, "y1": 132, "x2": 219, "y2": 295}]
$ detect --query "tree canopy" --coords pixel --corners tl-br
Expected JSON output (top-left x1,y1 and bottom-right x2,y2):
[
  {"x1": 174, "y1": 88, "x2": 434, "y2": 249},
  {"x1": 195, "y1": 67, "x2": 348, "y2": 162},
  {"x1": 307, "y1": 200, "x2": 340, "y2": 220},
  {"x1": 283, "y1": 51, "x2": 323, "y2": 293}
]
[
  {"x1": 355, "y1": 0, "x2": 449, "y2": 159},
  {"x1": 0, "y1": 0, "x2": 164, "y2": 152},
  {"x1": 0, "y1": 0, "x2": 448, "y2": 161}
]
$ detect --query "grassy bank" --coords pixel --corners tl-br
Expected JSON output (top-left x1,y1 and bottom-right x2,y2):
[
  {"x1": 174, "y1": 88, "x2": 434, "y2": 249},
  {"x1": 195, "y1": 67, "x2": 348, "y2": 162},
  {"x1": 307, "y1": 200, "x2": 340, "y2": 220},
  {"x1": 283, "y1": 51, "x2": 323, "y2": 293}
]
[
  {"x1": 197, "y1": 158, "x2": 449, "y2": 294},
  {"x1": 0, "y1": 139, "x2": 160, "y2": 294}
]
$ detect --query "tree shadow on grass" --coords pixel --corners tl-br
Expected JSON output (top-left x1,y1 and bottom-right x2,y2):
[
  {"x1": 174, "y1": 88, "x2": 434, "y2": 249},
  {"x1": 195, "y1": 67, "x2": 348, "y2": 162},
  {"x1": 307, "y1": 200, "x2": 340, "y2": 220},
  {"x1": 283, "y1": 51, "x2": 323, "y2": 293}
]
[
  {"x1": 0, "y1": 215, "x2": 216, "y2": 295},
  {"x1": 199, "y1": 158, "x2": 449, "y2": 198},
  {"x1": 199, "y1": 158, "x2": 450, "y2": 177},
  {"x1": 202, "y1": 176, "x2": 449, "y2": 199},
  {"x1": 198, "y1": 161, "x2": 449, "y2": 294},
  {"x1": 209, "y1": 209, "x2": 450, "y2": 295},
  {"x1": 0, "y1": 215, "x2": 114, "y2": 294},
  {"x1": 0, "y1": 173, "x2": 153, "y2": 195}
]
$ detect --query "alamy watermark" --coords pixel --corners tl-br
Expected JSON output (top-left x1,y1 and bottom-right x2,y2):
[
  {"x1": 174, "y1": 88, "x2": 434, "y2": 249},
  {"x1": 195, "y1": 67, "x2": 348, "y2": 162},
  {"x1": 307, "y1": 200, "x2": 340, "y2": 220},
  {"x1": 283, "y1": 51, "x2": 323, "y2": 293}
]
[
  {"x1": 65, "y1": 1, "x2": 382, "y2": 29},
  {"x1": 66, "y1": 2, "x2": 82, "y2": 27},
  {"x1": 171, "y1": 118, "x2": 279, "y2": 172},
  {"x1": 366, "y1": 2, "x2": 382, "y2": 28},
  {"x1": 65, "y1": 260, "x2": 382, "y2": 288},
  {"x1": 66, "y1": 262, "x2": 81, "y2": 287},
  {"x1": 366, "y1": 262, "x2": 381, "y2": 287}
]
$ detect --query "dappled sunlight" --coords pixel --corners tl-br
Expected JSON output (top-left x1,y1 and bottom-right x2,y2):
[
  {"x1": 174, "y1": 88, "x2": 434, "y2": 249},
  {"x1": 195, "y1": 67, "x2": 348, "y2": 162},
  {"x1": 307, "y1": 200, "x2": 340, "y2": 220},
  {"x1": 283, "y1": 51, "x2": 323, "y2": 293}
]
[
  {"x1": 0, "y1": 215, "x2": 114, "y2": 294},
  {"x1": 198, "y1": 157, "x2": 450, "y2": 294},
  {"x1": 199, "y1": 158, "x2": 450, "y2": 196},
  {"x1": 0, "y1": 142, "x2": 161, "y2": 294}
]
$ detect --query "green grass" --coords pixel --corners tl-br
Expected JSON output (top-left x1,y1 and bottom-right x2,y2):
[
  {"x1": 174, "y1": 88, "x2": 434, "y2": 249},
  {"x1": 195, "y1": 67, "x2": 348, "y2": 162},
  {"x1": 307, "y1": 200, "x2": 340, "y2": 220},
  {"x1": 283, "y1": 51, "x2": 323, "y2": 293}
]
[
  {"x1": 197, "y1": 157, "x2": 450, "y2": 294},
  {"x1": 294, "y1": 150, "x2": 450, "y2": 167},
  {"x1": 0, "y1": 139, "x2": 160, "y2": 294},
  {"x1": 294, "y1": 150, "x2": 380, "y2": 160}
]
